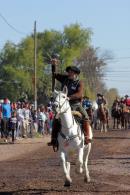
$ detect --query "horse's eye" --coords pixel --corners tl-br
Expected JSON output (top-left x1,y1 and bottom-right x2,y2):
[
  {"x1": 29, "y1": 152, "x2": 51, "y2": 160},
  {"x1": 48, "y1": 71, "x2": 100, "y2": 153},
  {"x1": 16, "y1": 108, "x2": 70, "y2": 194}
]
[{"x1": 62, "y1": 96, "x2": 66, "y2": 98}]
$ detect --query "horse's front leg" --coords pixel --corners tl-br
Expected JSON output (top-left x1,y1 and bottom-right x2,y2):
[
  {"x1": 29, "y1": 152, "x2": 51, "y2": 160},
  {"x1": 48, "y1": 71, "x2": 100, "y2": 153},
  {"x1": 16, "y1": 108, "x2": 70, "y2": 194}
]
[
  {"x1": 75, "y1": 148, "x2": 84, "y2": 174},
  {"x1": 104, "y1": 123, "x2": 107, "y2": 132},
  {"x1": 84, "y1": 143, "x2": 91, "y2": 183},
  {"x1": 60, "y1": 152, "x2": 72, "y2": 186},
  {"x1": 100, "y1": 121, "x2": 103, "y2": 132},
  {"x1": 117, "y1": 118, "x2": 121, "y2": 129},
  {"x1": 113, "y1": 118, "x2": 115, "y2": 129}
]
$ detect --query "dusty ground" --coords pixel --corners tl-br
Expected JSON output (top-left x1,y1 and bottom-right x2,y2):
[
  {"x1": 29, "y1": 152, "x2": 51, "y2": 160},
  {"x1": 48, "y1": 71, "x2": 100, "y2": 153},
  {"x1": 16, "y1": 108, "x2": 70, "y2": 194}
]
[{"x1": 0, "y1": 129, "x2": 130, "y2": 195}]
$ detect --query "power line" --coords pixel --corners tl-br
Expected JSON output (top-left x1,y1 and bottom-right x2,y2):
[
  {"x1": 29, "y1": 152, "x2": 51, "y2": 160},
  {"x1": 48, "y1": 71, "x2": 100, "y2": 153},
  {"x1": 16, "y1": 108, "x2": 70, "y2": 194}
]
[
  {"x1": 0, "y1": 12, "x2": 26, "y2": 35},
  {"x1": 103, "y1": 78, "x2": 130, "y2": 82},
  {"x1": 104, "y1": 75, "x2": 130, "y2": 78},
  {"x1": 105, "y1": 70, "x2": 130, "y2": 73},
  {"x1": 105, "y1": 57, "x2": 130, "y2": 62}
]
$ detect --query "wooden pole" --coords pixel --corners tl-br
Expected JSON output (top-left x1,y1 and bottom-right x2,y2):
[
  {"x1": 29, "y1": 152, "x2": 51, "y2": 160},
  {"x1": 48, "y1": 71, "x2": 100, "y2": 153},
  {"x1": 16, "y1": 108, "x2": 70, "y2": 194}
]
[
  {"x1": 51, "y1": 62, "x2": 56, "y2": 92},
  {"x1": 34, "y1": 21, "x2": 37, "y2": 110}
]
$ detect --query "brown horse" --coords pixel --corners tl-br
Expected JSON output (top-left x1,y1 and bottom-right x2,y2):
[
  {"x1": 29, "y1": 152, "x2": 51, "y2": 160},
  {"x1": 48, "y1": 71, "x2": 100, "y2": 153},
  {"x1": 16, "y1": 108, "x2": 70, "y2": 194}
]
[
  {"x1": 120, "y1": 104, "x2": 130, "y2": 129},
  {"x1": 97, "y1": 104, "x2": 108, "y2": 132}
]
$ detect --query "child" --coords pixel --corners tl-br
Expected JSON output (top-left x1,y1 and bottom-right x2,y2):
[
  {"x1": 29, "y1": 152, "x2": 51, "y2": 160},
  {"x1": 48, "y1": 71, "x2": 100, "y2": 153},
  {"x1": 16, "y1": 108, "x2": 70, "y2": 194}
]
[{"x1": 10, "y1": 111, "x2": 17, "y2": 143}]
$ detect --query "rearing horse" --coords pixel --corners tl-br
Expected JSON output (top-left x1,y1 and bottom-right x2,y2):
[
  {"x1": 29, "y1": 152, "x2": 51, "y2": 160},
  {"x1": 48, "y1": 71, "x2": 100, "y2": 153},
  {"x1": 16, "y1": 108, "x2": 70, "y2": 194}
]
[{"x1": 52, "y1": 87, "x2": 93, "y2": 186}]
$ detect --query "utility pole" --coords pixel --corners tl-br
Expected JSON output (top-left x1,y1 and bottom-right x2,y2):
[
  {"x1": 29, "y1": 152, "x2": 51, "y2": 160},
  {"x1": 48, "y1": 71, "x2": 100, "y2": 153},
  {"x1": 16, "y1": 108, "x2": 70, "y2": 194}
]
[{"x1": 34, "y1": 21, "x2": 37, "y2": 110}]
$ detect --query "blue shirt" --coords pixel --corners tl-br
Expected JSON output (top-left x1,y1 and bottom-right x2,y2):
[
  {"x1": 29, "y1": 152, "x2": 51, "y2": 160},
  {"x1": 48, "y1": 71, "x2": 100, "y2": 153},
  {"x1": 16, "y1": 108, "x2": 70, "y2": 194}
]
[
  {"x1": 82, "y1": 99, "x2": 92, "y2": 109},
  {"x1": 2, "y1": 103, "x2": 11, "y2": 118}
]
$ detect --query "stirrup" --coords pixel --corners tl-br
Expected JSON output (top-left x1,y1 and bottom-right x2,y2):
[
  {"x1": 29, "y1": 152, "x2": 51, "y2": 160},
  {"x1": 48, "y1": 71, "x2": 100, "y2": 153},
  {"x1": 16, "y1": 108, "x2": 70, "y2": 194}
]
[
  {"x1": 47, "y1": 139, "x2": 58, "y2": 148},
  {"x1": 47, "y1": 138, "x2": 56, "y2": 146},
  {"x1": 53, "y1": 144, "x2": 58, "y2": 152},
  {"x1": 47, "y1": 141, "x2": 53, "y2": 146}
]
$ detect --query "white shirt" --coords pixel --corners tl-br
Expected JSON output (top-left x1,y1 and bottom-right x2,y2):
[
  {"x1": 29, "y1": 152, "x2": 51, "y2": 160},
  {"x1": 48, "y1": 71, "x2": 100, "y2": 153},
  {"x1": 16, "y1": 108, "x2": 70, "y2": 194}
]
[
  {"x1": 23, "y1": 108, "x2": 31, "y2": 120},
  {"x1": 38, "y1": 112, "x2": 47, "y2": 122}
]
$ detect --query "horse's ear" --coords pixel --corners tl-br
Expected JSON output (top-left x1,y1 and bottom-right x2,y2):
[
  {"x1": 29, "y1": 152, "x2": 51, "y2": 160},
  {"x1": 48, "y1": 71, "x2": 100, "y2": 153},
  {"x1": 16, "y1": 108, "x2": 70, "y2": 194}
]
[
  {"x1": 52, "y1": 89, "x2": 59, "y2": 98},
  {"x1": 54, "y1": 89, "x2": 59, "y2": 94},
  {"x1": 63, "y1": 86, "x2": 68, "y2": 95}
]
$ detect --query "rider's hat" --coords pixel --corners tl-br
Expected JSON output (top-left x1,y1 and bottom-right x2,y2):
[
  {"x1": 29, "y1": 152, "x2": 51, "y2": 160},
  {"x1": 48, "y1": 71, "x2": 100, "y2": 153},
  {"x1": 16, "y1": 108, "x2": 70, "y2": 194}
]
[
  {"x1": 97, "y1": 93, "x2": 102, "y2": 97},
  {"x1": 66, "y1": 66, "x2": 80, "y2": 74},
  {"x1": 125, "y1": 94, "x2": 129, "y2": 97}
]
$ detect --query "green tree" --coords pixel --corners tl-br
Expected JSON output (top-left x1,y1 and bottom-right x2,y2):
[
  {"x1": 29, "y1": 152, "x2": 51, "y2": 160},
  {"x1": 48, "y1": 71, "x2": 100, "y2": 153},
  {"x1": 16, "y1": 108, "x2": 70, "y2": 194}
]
[{"x1": 0, "y1": 23, "x2": 92, "y2": 102}]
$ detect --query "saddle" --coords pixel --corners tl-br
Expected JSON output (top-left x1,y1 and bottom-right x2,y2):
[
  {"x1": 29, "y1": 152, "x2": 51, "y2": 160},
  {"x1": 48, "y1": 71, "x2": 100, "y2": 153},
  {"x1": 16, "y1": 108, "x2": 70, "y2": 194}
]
[
  {"x1": 71, "y1": 111, "x2": 83, "y2": 125},
  {"x1": 71, "y1": 110, "x2": 82, "y2": 118}
]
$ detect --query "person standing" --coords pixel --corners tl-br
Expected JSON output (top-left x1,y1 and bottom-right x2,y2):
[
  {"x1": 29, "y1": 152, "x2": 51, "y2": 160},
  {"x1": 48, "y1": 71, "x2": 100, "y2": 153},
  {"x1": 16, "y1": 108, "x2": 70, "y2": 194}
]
[
  {"x1": 22, "y1": 103, "x2": 31, "y2": 138},
  {"x1": 1, "y1": 98, "x2": 11, "y2": 142},
  {"x1": 16, "y1": 103, "x2": 24, "y2": 139},
  {"x1": 37, "y1": 106, "x2": 47, "y2": 135},
  {"x1": 10, "y1": 111, "x2": 17, "y2": 143}
]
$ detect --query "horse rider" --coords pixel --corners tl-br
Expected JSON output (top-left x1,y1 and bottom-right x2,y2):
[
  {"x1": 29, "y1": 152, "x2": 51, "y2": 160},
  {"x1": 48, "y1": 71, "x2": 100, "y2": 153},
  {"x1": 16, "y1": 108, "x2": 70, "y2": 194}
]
[
  {"x1": 96, "y1": 93, "x2": 109, "y2": 120},
  {"x1": 112, "y1": 96, "x2": 120, "y2": 107},
  {"x1": 48, "y1": 62, "x2": 90, "y2": 148},
  {"x1": 82, "y1": 96, "x2": 92, "y2": 110},
  {"x1": 82, "y1": 96, "x2": 93, "y2": 123},
  {"x1": 120, "y1": 95, "x2": 130, "y2": 112},
  {"x1": 96, "y1": 93, "x2": 107, "y2": 107},
  {"x1": 123, "y1": 95, "x2": 130, "y2": 107},
  {"x1": 111, "y1": 96, "x2": 121, "y2": 117},
  {"x1": 113, "y1": 97, "x2": 120, "y2": 105}
]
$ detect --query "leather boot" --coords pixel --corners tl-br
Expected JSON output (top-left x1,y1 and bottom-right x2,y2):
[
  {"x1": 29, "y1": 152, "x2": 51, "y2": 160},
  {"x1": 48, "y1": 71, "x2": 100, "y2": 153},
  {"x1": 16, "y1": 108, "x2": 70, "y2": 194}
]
[
  {"x1": 83, "y1": 120, "x2": 91, "y2": 144},
  {"x1": 48, "y1": 119, "x2": 61, "y2": 147}
]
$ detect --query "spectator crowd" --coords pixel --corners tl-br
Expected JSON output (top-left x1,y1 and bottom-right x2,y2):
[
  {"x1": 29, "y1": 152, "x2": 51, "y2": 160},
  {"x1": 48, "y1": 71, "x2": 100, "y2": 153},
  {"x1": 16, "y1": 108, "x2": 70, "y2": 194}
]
[{"x1": 0, "y1": 98, "x2": 54, "y2": 143}]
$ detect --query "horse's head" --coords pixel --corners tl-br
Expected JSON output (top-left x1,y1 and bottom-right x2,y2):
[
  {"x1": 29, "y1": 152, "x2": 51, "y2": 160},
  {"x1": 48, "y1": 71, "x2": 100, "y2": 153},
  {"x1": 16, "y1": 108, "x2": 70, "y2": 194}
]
[
  {"x1": 92, "y1": 101, "x2": 98, "y2": 110},
  {"x1": 52, "y1": 86, "x2": 70, "y2": 114}
]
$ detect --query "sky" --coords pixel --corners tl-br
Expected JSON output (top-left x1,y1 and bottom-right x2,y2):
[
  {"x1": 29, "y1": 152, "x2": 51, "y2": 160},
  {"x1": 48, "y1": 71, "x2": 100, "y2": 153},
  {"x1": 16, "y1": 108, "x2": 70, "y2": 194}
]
[{"x1": 0, "y1": 0, "x2": 130, "y2": 96}]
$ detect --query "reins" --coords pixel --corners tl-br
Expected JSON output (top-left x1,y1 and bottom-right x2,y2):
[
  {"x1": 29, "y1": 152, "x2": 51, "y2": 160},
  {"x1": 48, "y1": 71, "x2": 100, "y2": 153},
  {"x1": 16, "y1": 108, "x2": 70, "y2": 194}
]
[
  {"x1": 59, "y1": 130, "x2": 79, "y2": 142},
  {"x1": 54, "y1": 92, "x2": 82, "y2": 145}
]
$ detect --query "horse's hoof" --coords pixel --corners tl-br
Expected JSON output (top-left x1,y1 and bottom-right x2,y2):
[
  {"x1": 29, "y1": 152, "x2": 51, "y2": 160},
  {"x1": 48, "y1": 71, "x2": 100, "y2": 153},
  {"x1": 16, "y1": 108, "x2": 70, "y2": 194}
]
[
  {"x1": 4, "y1": 139, "x2": 8, "y2": 143},
  {"x1": 64, "y1": 180, "x2": 71, "y2": 187},
  {"x1": 75, "y1": 167, "x2": 83, "y2": 174},
  {"x1": 79, "y1": 167, "x2": 83, "y2": 174},
  {"x1": 84, "y1": 176, "x2": 91, "y2": 183}
]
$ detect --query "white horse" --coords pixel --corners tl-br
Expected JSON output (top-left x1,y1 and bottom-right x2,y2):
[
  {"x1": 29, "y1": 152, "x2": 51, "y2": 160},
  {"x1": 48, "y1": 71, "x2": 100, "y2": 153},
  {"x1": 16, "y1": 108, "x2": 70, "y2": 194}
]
[
  {"x1": 52, "y1": 87, "x2": 93, "y2": 186},
  {"x1": 92, "y1": 101, "x2": 100, "y2": 130}
]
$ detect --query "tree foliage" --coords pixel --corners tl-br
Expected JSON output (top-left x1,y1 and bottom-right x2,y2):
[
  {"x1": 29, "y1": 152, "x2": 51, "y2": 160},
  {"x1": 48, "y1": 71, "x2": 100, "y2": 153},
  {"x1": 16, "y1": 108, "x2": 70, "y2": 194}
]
[
  {"x1": 75, "y1": 47, "x2": 109, "y2": 98},
  {"x1": 0, "y1": 23, "x2": 112, "y2": 103}
]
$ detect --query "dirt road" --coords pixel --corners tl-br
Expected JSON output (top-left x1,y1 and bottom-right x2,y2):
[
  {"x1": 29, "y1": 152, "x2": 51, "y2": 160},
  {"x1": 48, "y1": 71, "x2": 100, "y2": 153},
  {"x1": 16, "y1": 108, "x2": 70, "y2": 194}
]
[{"x1": 0, "y1": 130, "x2": 130, "y2": 195}]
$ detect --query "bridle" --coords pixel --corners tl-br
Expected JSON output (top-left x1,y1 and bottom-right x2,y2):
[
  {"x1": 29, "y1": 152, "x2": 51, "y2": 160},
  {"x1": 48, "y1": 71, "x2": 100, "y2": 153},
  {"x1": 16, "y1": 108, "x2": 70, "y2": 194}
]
[
  {"x1": 54, "y1": 94, "x2": 70, "y2": 114},
  {"x1": 53, "y1": 93, "x2": 81, "y2": 141}
]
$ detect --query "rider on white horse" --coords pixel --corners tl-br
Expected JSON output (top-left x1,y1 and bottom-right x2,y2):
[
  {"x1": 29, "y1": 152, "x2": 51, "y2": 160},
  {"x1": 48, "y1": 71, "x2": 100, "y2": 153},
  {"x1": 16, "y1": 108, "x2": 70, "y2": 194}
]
[{"x1": 48, "y1": 62, "x2": 90, "y2": 149}]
